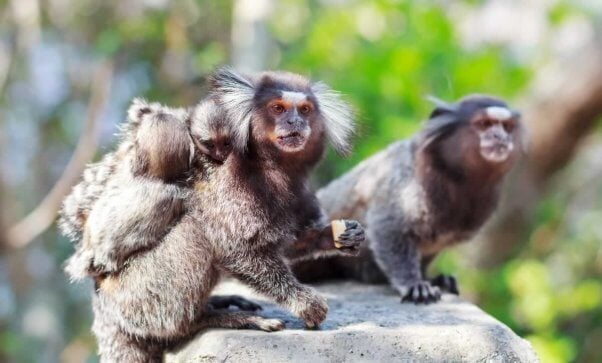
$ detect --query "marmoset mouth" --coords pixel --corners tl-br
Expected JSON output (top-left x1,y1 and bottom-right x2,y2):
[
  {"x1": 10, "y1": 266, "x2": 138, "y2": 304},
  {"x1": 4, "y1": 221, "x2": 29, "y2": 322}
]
[
  {"x1": 276, "y1": 131, "x2": 307, "y2": 151},
  {"x1": 278, "y1": 131, "x2": 302, "y2": 140},
  {"x1": 480, "y1": 142, "x2": 514, "y2": 163}
]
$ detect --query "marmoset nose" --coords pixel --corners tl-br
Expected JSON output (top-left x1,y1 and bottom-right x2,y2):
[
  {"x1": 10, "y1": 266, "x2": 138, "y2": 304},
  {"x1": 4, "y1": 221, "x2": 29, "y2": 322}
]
[
  {"x1": 491, "y1": 125, "x2": 507, "y2": 141},
  {"x1": 287, "y1": 117, "x2": 304, "y2": 126}
]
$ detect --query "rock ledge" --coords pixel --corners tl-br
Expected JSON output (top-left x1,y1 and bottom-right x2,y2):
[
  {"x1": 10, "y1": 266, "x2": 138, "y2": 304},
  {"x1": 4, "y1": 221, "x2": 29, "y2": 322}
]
[{"x1": 166, "y1": 281, "x2": 538, "y2": 362}]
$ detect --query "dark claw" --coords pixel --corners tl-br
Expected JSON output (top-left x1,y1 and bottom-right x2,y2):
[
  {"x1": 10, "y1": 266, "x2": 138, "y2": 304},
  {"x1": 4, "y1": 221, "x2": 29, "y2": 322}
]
[
  {"x1": 339, "y1": 221, "x2": 365, "y2": 241},
  {"x1": 338, "y1": 233, "x2": 363, "y2": 242},
  {"x1": 333, "y1": 220, "x2": 365, "y2": 256},
  {"x1": 335, "y1": 238, "x2": 361, "y2": 253},
  {"x1": 350, "y1": 230, "x2": 365, "y2": 239},
  {"x1": 208, "y1": 295, "x2": 262, "y2": 311},
  {"x1": 430, "y1": 274, "x2": 459, "y2": 295},
  {"x1": 401, "y1": 281, "x2": 441, "y2": 304},
  {"x1": 344, "y1": 220, "x2": 359, "y2": 229}
]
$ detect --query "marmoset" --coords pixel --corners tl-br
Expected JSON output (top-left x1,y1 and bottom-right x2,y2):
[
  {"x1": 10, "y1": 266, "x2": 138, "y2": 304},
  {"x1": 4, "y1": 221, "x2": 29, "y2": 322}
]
[
  {"x1": 61, "y1": 68, "x2": 365, "y2": 362},
  {"x1": 304, "y1": 95, "x2": 525, "y2": 303}
]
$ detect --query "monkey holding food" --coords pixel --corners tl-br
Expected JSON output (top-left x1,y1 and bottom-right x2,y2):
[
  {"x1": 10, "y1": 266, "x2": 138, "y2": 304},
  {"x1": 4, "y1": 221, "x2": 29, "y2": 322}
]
[
  {"x1": 296, "y1": 95, "x2": 526, "y2": 304},
  {"x1": 59, "y1": 68, "x2": 365, "y2": 362}
]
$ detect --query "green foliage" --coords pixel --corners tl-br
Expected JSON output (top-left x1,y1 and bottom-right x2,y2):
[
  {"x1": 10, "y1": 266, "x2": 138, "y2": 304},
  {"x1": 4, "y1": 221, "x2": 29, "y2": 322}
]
[
  {"x1": 1, "y1": 1, "x2": 599, "y2": 362},
  {"x1": 271, "y1": 0, "x2": 530, "y2": 180}
]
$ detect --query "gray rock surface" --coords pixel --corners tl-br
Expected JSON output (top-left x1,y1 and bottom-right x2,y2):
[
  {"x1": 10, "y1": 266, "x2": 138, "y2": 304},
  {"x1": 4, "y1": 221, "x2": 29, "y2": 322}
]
[{"x1": 165, "y1": 280, "x2": 538, "y2": 362}]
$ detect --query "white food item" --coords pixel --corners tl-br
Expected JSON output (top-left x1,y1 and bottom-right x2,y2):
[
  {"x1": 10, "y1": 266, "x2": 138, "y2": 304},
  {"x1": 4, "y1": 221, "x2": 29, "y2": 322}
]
[{"x1": 331, "y1": 220, "x2": 347, "y2": 248}]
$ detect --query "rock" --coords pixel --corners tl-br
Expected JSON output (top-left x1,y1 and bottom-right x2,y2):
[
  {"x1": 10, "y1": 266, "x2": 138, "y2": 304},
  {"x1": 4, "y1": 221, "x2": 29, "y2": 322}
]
[{"x1": 165, "y1": 281, "x2": 538, "y2": 362}]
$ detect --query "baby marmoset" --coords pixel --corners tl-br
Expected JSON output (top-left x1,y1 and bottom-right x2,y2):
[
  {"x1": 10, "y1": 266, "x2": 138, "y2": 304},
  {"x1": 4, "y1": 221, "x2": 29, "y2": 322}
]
[
  {"x1": 189, "y1": 96, "x2": 235, "y2": 163},
  {"x1": 298, "y1": 95, "x2": 526, "y2": 304},
  {"x1": 60, "y1": 97, "x2": 236, "y2": 279}
]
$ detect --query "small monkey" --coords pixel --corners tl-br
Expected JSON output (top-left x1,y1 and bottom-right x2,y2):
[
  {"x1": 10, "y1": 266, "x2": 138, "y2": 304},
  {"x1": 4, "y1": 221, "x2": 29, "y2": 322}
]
[
  {"x1": 58, "y1": 96, "x2": 237, "y2": 248},
  {"x1": 63, "y1": 100, "x2": 193, "y2": 279},
  {"x1": 62, "y1": 97, "x2": 243, "y2": 279},
  {"x1": 80, "y1": 68, "x2": 364, "y2": 362},
  {"x1": 304, "y1": 95, "x2": 525, "y2": 303},
  {"x1": 188, "y1": 96, "x2": 235, "y2": 164},
  {"x1": 59, "y1": 99, "x2": 189, "y2": 246}
]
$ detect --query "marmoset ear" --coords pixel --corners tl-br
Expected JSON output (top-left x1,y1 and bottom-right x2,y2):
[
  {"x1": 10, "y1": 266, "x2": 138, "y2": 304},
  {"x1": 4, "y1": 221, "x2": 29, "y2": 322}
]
[
  {"x1": 311, "y1": 82, "x2": 356, "y2": 156},
  {"x1": 127, "y1": 98, "x2": 154, "y2": 124},
  {"x1": 419, "y1": 96, "x2": 462, "y2": 148},
  {"x1": 426, "y1": 95, "x2": 458, "y2": 119},
  {"x1": 209, "y1": 67, "x2": 256, "y2": 150}
]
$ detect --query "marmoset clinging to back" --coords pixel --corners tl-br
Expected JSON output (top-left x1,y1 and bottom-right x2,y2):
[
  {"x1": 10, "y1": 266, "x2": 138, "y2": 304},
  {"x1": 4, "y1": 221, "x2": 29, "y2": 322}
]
[
  {"x1": 58, "y1": 97, "x2": 236, "y2": 244},
  {"x1": 302, "y1": 95, "x2": 526, "y2": 303},
  {"x1": 60, "y1": 97, "x2": 239, "y2": 279},
  {"x1": 61, "y1": 100, "x2": 190, "y2": 279}
]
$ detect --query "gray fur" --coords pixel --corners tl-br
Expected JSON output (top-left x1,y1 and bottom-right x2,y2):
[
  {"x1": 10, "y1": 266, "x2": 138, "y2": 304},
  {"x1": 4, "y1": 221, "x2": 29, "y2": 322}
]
[
  {"x1": 311, "y1": 82, "x2": 355, "y2": 155},
  {"x1": 188, "y1": 97, "x2": 242, "y2": 163},
  {"x1": 310, "y1": 95, "x2": 523, "y2": 303},
  {"x1": 208, "y1": 67, "x2": 255, "y2": 151},
  {"x1": 63, "y1": 101, "x2": 192, "y2": 281},
  {"x1": 58, "y1": 151, "x2": 122, "y2": 244},
  {"x1": 189, "y1": 98, "x2": 231, "y2": 142},
  {"x1": 425, "y1": 95, "x2": 458, "y2": 113},
  {"x1": 60, "y1": 69, "x2": 363, "y2": 362},
  {"x1": 58, "y1": 99, "x2": 188, "y2": 245}
]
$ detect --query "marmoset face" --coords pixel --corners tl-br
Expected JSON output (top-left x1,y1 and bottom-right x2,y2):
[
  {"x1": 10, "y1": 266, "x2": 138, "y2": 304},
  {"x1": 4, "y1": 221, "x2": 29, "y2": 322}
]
[
  {"x1": 189, "y1": 98, "x2": 235, "y2": 164},
  {"x1": 470, "y1": 106, "x2": 520, "y2": 164}
]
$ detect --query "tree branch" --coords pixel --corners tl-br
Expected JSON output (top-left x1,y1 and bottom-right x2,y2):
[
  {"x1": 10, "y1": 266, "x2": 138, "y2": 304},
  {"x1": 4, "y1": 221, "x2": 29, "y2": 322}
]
[{"x1": 5, "y1": 60, "x2": 114, "y2": 249}]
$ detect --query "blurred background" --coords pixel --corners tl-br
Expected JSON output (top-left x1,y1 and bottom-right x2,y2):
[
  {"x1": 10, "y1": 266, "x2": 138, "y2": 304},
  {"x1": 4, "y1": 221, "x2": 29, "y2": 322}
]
[{"x1": 0, "y1": 0, "x2": 600, "y2": 362}]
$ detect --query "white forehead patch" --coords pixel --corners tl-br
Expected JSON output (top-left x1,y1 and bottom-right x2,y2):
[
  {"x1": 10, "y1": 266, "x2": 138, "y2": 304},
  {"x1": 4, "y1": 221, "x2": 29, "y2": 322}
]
[
  {"x1": 485, "y1": 106, "x2": 512, "y2": 120},
  {"x1": 281, "y1": 91, "x2": 308, "y2": 104}
]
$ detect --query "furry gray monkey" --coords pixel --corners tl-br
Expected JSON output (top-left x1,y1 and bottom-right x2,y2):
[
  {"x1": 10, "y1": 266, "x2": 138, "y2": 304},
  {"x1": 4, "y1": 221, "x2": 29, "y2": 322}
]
[
  {"x1": 297, "y1": 95, "x2": 525, "y2": 304},
  {"x1": 60, "y1": 97, "x2": 245, "y2": 279},
  {"x1": 58, "y1": 99, "x2": 189, "y2": 245},
  {"x1": 61, "y1": 100, "x2": 192, "y2": 279},
  {"x1": 61, "y1": 68, "x2": 364, "y2": 362}
]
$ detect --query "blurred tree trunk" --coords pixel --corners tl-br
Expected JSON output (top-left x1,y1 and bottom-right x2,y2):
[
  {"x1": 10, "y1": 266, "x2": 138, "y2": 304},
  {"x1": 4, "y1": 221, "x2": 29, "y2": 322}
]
[
  {"x1": 5, "y1": 60, "x2": 112, "y2": 249},
  {"x1": 230, "y1": 0, "x2": 273, "y2": 72},
  {"x1": 0, "y1": 199, "x2": 5, "y2": 250},
  {"x1": 470, "y1": 28, "x2": 602, "y2": 267},
  {"x1": 0, "y1": 107, "x2": 8, "y2": 253}
]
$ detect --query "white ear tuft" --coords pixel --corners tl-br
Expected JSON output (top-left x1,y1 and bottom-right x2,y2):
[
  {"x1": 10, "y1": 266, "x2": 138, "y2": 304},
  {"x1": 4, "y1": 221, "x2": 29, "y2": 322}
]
[
  {"x1": 425, "y1": 95, "x2": 450, "y2": 109},
  {"x1": 425, "y1": 95, "x2": 459, "y2": 118},
  {"x1": 209, "y1": 67, "x2": 255, "y2": 151},
  {"x1": 311, "y1": 82, "x2": 355, "y2": 156}
]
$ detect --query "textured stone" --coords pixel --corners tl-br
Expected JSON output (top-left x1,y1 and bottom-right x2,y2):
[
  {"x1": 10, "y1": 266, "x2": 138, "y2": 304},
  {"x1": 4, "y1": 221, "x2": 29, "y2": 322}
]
[{"x1": 166, "y1": 281, "x2": 538, "y2": 362}]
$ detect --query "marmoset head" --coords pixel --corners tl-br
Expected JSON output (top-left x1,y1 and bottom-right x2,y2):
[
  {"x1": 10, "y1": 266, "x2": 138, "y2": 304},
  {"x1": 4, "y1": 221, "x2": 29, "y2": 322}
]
[
  {"x1": 208, "y1": 67, "x2": 355, "y2": 163},
  {"x1": 254, "y1": 74, "x2": 319, "y2": 153},
  {"x1": 421, "y1": 95, "x2": 525, "y2": 173},
  {"x1": 189, "y1": 97, "x2": 236, "y2": 163},
  {"x1": 126, "y1": 99, "x2": 192, "y2": 181}
]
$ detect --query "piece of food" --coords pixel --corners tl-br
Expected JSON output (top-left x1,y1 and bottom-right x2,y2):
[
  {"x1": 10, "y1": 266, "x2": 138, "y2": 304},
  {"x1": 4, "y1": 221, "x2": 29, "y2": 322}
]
[{"x1": 331, "y1": 220, "x2": 347, "y2": 248}]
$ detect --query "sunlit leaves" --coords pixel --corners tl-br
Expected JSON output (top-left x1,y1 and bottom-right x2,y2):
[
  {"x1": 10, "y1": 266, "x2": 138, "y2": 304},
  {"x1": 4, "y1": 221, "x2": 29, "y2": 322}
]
[{"x1": 273, "y1": 0, "x2": 531, "y2": 178}]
